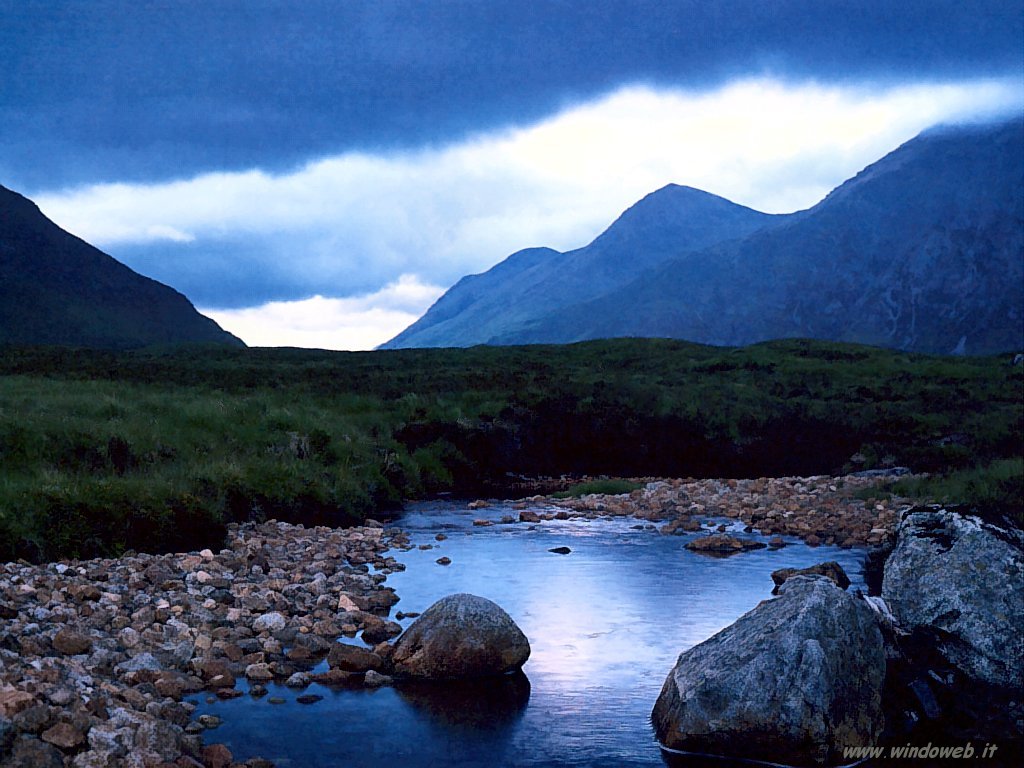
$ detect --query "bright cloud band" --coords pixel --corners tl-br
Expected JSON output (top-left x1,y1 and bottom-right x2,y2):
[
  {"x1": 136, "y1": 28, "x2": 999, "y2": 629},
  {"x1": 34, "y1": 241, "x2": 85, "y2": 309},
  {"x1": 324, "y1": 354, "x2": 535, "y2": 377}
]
[{"x1": 33, "y1": 76, "x2": 1024, "y2": 349}]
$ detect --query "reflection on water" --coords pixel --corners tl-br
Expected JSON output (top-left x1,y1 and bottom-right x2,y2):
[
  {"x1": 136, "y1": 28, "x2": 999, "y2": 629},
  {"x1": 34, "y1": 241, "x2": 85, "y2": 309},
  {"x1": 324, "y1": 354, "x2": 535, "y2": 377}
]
[
  {"x1": 396, "y1": 671, "x2": 531, "y2": 730},
  {"x1": 191, "y1": 501, "x2": 869, "y2": 767}
]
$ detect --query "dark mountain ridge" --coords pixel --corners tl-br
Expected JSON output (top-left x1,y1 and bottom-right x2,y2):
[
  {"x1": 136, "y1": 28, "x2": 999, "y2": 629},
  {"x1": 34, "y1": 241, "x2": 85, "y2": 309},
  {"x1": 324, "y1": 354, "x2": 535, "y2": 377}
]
[
  {"x1": 0, "y1": 184, "x2": 243, "y2": 349},
  {"x1": 386, "y1": 117, "x2": 1024, "y2": 355}
]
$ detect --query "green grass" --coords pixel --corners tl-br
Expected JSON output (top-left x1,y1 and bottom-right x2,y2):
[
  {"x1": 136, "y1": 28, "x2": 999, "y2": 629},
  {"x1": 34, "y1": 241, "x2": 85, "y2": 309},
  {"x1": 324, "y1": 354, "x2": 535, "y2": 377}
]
[
  {"x1": 889, "y1": 459, "x2": 1024, "y2": 528},
  {"x1": 0, "y1": 338, "x2": 1020, "y2": 560},
  {"x1": 552, "y1": 478, "x2": 646, "y2": 499}
]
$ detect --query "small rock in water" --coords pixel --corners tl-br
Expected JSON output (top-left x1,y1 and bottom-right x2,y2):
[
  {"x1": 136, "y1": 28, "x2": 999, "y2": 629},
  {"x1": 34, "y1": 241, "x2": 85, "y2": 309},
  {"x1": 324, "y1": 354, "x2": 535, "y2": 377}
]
[
  {"x1": 198, "y1": 714, "x2": 222, "y2": 729},
  {"x1": 327, "y1": 643, "x2": 384, "y2": 673},
  {"x1": 363, "y1": 670, "x2": 393, "y2": 687},
  {"x1": 436, "y1": 556, "x2": 452, "y2": 566},
  {"x1": 284, "y1": 672, "x2": 311, "y2": 688},
  {"x1": 548, "y1": 546, "x2": 572, "y2": 555},
  {"x1": 685, "y1": 534, "x2": 767, "y2": 556},
  {"x1": 771, "y1": 562, "x2": 851, "y2": 594},
  {"x1": 296, "y1": 694, "x2": 323, "y2": 704}
]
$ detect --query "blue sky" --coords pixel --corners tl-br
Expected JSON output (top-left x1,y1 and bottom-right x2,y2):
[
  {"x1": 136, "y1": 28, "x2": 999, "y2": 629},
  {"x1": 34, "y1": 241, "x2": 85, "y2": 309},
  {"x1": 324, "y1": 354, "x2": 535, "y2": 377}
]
[{"x1": 3, "y1": 1, "x2": 1022, "y2": 348}]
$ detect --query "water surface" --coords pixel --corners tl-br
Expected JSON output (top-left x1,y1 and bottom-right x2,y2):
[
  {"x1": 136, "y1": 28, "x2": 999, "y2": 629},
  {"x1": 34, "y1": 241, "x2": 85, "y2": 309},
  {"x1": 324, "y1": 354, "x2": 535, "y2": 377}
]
[{"x1": 192, "y1": 501, "x2": 868, "y2": 767}]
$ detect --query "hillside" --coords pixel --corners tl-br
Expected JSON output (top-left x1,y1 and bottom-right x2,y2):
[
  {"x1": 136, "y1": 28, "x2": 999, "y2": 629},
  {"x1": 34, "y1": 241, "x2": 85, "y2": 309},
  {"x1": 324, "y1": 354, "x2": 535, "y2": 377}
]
[
  {"x1": 0, "y1": 184, "x2": 243, "y2": 349},
  {"x1": 386, "y1": 118, "x2": 1024, "y2": 354}
]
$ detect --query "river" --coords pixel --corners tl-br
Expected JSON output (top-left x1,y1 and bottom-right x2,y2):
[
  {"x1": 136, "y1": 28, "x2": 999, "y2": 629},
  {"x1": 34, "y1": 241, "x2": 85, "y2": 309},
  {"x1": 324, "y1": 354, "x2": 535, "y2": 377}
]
[{"x1": 190, "y1": 500, "x2": 869, "y2": 767}]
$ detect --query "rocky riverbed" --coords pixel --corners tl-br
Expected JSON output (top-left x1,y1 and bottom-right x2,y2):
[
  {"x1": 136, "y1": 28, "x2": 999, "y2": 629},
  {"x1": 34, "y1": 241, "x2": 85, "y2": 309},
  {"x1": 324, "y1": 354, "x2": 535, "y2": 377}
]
[
  {"x1": 521, "y1": 473, "x2": 908, "y2": 547},
  {"x1": 0, "y1": 472, "x2": 913, "y2": 767},
  {"x1": 0, "y1": 521, "x2": 409, "y2": 767}
]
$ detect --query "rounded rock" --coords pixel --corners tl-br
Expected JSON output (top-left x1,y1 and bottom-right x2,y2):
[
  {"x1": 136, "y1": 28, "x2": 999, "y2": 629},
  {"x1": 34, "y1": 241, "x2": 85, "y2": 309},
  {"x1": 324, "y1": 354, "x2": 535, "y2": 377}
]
[{"x1": 391, "y1": 593, "x2": 530, "y2": 680}]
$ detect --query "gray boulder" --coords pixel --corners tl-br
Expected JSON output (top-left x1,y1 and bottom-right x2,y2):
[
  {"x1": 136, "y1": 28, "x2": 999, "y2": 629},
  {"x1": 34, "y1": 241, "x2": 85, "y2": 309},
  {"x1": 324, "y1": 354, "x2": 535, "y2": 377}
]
[
  {"x1": 391, "y1": 593, "x2": 530, "y2": 680},
  {"x1": 652, "y1": 576, "x2": 885, "y2": 766},
  {"x1": 882, "y1": 506, "x2": 1024, "y2": 688}
]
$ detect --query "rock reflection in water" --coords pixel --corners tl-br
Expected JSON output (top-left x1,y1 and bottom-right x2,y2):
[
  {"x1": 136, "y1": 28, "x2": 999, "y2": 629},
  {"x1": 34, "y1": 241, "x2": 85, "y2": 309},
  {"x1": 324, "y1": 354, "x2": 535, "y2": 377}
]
[{"x1": 395, "y1": 671, "x2": 531, "y2": 730}]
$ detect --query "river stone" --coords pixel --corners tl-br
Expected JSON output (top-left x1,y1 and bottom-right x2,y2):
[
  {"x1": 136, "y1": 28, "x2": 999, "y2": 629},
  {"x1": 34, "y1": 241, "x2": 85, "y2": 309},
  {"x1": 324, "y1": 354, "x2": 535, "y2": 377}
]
[
  {"x1": 391, "y1": 593, "x2": 530, "y2": 680},
  {"x1": 882, "y1": 506, "x2": 1024, "y2": 688},
  {"x1": 52, "y1": 628, "x2": 93, "y2": 656},
  {"x1": 116, "y1": 652, "x2": 162, "y2": 676},
  {"x1": 771, "y1": 561, "x2": 851, "y2": 594},
  {"x1": 40, "y1": 724, "x2": 85, "y2": 749},
  {"x1": 684, "y1": 534, "x2": 767, "y2": 554},
  {"x1": 244, "y1": 663, "x2": 274, "y2": 681},
  {"x1": 360, "y1": 616, "x2": 402, "y2": 645},
  {"x1": 327, "y1": 643, "x2": 383, "y2": 673},
  {"x1": 652, "y1": 576, "x2": 885, "y2": 766},
  {"x1": 252, "y1": 612, "x2": 287, "y2": 633}
]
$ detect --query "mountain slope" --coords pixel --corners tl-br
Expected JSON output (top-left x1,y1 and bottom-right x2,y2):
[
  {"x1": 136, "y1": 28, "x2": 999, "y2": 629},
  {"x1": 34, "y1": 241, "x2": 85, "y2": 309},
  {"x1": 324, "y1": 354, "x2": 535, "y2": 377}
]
[
  {"x1": 0, "y1": 184, "x2": 243, "y2": 349},
  {"x1": 510, "y1": 118, "x2": 1023, "y2": 355},
  {"x1": 382, "y1": 185, "x2": 778, "y2": 348},
  {"x1": 389, "y1": 118, "x2": 1023, "y2": 355}
]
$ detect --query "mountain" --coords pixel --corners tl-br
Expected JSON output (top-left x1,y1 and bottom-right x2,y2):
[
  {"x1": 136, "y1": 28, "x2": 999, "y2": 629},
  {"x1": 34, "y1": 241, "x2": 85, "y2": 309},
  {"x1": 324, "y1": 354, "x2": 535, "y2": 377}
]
[
  {"x1": 385, "y1": 118, "x2": 1023, "y2": 355},
  {"x1": 0, "y1": 184, "x2": 243, "y2": 349},
  {"x1": 381, "y1": 185, "x2": 779, "y2": 348}
]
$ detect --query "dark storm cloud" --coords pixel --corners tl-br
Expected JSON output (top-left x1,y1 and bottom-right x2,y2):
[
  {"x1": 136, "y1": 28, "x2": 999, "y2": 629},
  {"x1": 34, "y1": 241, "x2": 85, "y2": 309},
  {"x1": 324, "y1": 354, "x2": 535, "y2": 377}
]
[{"x1": 2, "y1": 0, "x2": 1021, "y2": 190}]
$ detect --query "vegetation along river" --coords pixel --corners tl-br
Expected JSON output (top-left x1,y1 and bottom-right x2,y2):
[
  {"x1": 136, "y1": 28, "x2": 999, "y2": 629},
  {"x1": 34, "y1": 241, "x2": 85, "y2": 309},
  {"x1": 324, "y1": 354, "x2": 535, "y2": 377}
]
[{"x1": 190, "y1": 500, "x2": 869, "y2": 767}]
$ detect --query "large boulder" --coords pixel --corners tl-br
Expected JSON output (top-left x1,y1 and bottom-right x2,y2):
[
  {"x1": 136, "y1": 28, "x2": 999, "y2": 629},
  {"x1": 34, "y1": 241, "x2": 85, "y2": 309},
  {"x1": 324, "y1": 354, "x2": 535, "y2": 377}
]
[
  {"x1": 652, "y1": 576, "x2": 885, "y2": 766},
  {"x1": 391, "y1": 594, "x2": 530, "y2": 680},
  {"x1": 882, "y1": 506, "x2": 1024, "y2": 688}
]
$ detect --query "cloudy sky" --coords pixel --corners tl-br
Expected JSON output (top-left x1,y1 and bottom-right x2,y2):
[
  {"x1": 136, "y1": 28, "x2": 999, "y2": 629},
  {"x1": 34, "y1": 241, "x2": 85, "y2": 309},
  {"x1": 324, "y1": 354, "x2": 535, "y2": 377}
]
[{"x1": 3, "y1": 1, "x2": 1022, "y2": 349}]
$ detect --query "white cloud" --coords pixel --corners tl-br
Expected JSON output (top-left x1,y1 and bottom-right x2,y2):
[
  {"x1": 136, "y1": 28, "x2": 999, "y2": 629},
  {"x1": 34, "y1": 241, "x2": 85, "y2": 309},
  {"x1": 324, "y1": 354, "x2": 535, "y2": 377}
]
[
  {"x1": 32, "y1": 76, "x2": 1023, "y2": 348},
  {"x1": 199, "y1": 274, "x2": 445, "y2": 350}
]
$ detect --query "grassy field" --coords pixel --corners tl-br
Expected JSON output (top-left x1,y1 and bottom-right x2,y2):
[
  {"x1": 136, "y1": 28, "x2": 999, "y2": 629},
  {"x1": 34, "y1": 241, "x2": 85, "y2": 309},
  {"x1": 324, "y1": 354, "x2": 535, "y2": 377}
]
[{"x1": 1, "y1": 338, "x2": 1020, "y2": 561}]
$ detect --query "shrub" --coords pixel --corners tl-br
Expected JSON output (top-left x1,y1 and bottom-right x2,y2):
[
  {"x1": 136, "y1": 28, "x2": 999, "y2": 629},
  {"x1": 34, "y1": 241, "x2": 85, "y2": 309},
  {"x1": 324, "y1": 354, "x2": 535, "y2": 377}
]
[{"x1": 553, "y1": 478, "x2": 646, "y2": 498}]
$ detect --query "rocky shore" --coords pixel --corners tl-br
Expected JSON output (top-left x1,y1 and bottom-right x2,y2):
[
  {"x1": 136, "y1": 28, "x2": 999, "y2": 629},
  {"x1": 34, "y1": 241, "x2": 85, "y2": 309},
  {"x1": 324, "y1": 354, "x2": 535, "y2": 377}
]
[
  {"x1": 0, "y1": 520, "x2": 409, "y2": 767},
  {"x1": 523, "y1": 473, "x2": 908, "y2": 547}
]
